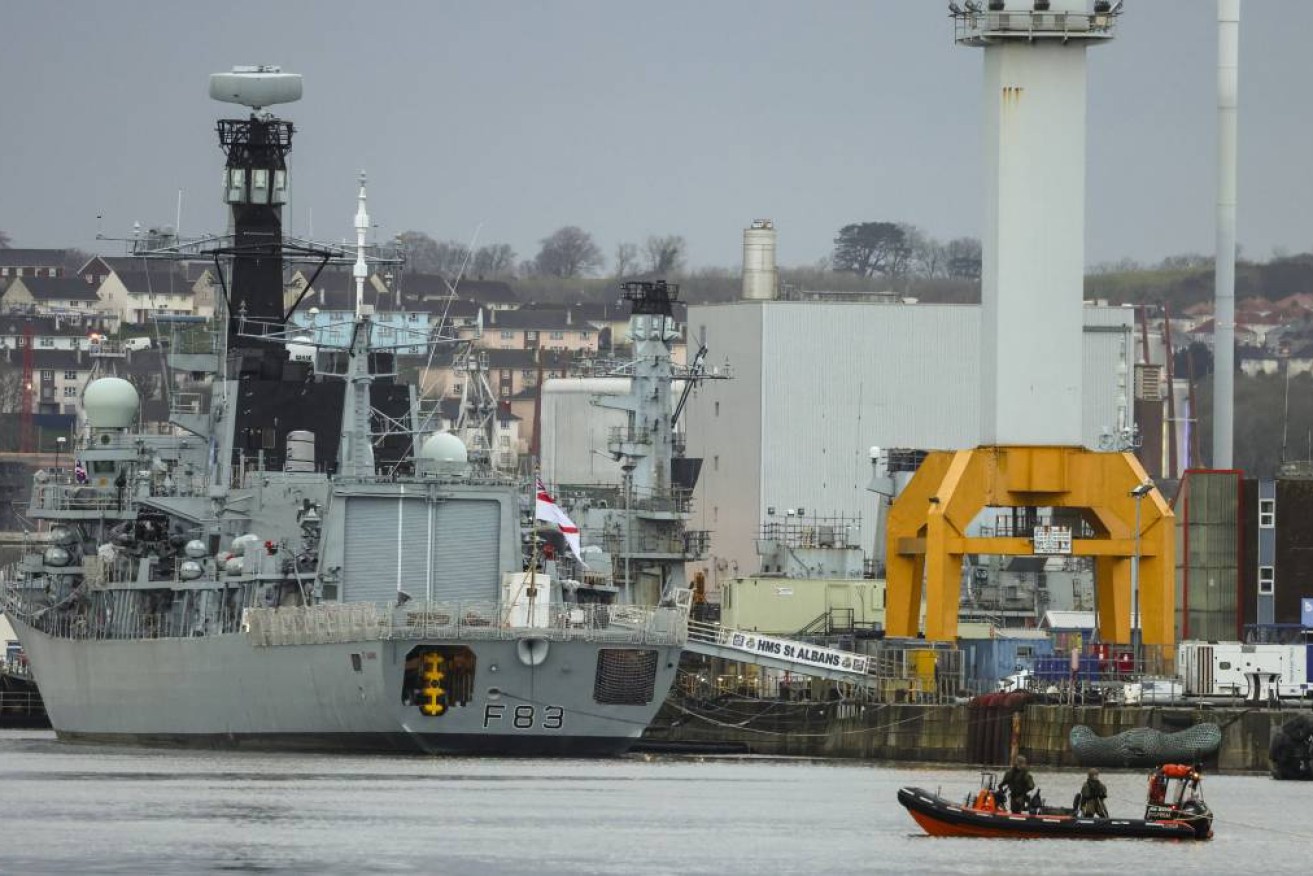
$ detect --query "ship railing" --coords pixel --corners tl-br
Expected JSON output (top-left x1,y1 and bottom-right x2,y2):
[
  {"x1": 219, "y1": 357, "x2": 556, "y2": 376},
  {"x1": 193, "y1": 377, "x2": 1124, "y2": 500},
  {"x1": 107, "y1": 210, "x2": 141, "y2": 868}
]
[
  {"x1": 28, "y1": 479, "x2": 121, "y2": 513},
  {"x1": 2, "y1": 600, "x2": 200, "y2": 641},
  {"x1": 169, "y1": 391, "x2": 206, "y2": 416},
  {"x1": 0, "y1": 690, "x2": 46, "y2": 718},
  {"x1": 241, "y1": 600, "x2": 688, "y2": 647}
]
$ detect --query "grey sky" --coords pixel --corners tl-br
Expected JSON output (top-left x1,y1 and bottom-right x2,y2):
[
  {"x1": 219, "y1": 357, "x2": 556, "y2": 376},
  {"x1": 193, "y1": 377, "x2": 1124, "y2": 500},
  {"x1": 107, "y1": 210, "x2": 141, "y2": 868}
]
[{"x1": 2, "y1": 1, "x2": 1310, "y2": 272}]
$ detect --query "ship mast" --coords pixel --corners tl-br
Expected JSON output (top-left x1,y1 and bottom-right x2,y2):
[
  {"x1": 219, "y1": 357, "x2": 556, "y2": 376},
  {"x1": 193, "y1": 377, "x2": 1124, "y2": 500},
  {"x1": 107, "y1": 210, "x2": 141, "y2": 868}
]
[{"x1": 337, "y1": 173, "x2": 376, "y2": 478}]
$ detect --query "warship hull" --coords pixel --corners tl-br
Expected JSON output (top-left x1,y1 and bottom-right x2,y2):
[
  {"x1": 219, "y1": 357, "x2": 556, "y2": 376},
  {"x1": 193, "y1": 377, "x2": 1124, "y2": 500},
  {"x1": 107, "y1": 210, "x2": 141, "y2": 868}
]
[{"x1": 12, "y1": 615, "x2": 681, "y2": 755}]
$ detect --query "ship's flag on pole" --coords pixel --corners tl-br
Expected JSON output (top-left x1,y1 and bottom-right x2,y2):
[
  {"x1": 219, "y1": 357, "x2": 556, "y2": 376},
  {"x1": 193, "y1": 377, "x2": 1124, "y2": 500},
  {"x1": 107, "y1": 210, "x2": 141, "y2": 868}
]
[{"x1": 535, "y1": 477, "x2": 586, "y2": 566}]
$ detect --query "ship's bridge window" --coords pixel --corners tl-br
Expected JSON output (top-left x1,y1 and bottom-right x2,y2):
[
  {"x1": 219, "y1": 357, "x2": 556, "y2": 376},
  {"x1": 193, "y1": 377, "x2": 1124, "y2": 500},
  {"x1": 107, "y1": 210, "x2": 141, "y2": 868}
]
[{"x1": 90, "y1": 461, "x2": 117, "y2": 474}]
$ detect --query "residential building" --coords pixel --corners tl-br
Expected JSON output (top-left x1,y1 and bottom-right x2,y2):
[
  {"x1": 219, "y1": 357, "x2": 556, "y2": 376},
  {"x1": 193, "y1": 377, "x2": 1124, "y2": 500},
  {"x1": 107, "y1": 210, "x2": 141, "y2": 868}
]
[
  {"x1": 81, "y1": 256, "x2": 211, "y2": 325},
  {"x1": 1, "y1": 277, "x2": 106, "y2": 317},
  {"x1": 0, "y1": 249, "x2": 70, "y2": 280},
  {"x1": 0, "y1": 347, "x2": 96, "y2": 416},
  {"x1": 468, "y1": 308, "x2": 599, "y2": 353},
  {"x1": 417, "y1": 347, "x2": 578, "y2": 403},
  {"x1": 0, "y1": 313, "x2": 118, "y2": 352}
]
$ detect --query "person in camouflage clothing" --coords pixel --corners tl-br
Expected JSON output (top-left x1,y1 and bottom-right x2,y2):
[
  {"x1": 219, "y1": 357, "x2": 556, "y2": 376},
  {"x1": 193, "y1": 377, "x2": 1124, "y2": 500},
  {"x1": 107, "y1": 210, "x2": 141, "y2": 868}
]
[{"x1": 999, "y1": 755, "x2": 1035, "y2": 813}]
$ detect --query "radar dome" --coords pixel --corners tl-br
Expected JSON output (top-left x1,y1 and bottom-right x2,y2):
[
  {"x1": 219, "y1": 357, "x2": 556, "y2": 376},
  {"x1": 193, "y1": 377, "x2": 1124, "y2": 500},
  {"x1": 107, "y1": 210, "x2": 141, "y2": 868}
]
[
  {"x1": 419, "y1": 432, "x2": 469, "y2": 464},
  {"x1": 83, "y1": 377, "x2": 140, "y2": 429},
  {"x1": 209, "y1": 66, "x2": 302, "y2": 112}
]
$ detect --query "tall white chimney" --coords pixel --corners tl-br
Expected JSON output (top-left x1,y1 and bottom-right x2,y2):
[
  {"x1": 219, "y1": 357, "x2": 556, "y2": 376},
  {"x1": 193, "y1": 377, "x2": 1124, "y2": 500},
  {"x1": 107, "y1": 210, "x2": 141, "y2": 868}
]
[
  {"x1": 1213, "y1": 0, "x2": 1239, "y2": 468},
  {"x1": 742, "y1": 219, "x2": 778, "y2": 300}
]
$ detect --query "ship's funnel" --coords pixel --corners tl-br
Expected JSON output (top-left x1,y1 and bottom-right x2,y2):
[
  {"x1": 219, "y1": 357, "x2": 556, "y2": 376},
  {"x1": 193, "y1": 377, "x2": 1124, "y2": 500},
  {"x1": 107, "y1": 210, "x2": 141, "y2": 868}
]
[{"x1": 209, "y1": 66, "x2": 302, "y2": 112}]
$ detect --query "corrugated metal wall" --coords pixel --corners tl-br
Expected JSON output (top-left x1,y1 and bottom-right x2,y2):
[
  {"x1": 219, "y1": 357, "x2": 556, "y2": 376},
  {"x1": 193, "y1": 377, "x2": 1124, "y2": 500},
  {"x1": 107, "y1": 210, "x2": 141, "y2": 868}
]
[
  {"x1": 540, "y1": 379, "x2": 630, "y2": 486},
  {"x1": 430, "y1": 500, "x2": 502, "y2": 601},
  {"x1": 343, "y1": 496, "x2": 502, "y2": 604},
  {"x1": 1179, "y1": 471, "x2": 1240, "y2": 641},
  {"x1": 684, "y1": 301, "x2": 1134, "y2": 579},
  {"x1": 685, "y1": 304, "x2": 763, "y2": 595}
]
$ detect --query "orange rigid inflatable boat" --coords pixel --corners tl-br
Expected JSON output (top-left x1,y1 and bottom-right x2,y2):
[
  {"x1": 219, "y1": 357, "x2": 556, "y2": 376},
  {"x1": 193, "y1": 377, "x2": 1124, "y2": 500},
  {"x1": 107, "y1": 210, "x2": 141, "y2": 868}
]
[{"x1": 898, "y1": 764, "x2": 1213, "y2": 840}]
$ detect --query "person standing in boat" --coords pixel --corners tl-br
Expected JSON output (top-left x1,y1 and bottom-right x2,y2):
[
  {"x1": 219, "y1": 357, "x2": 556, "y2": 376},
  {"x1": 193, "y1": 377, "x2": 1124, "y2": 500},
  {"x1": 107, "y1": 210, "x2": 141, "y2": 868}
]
[
  {"x1": 999, "y1": 755, "x2": 1035, "y2": 813},
  {"x1": 1078, "y1": 767, "x2": 1109, "y2": 818}
]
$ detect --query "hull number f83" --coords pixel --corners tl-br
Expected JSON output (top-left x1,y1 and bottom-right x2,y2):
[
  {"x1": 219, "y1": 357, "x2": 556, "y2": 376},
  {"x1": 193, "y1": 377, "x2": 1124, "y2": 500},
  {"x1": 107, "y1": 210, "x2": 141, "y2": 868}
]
[{"x1": 483, "y1": 704, "x2": 564, "y2": 730}]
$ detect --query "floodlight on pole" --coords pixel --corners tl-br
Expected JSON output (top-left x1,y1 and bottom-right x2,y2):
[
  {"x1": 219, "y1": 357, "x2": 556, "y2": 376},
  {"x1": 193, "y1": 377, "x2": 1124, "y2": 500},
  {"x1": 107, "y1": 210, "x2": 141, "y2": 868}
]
[{"x1": 1130, "y1": 482, "x2": 1153, "y2": 670}]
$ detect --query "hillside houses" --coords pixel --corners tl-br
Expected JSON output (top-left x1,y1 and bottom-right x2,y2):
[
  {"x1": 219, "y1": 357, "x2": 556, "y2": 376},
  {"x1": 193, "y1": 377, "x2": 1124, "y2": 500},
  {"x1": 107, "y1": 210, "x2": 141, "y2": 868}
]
[
  {"x1": 0, "y1": 313, "x2": 117, "y2": 351},
  {"x1": 82, "y1": 256, "x2": 215, "y2": 324},
  {"x1": 0, "y1": 248, "x2": 72, "y2": 280},
  {"x1": 1, "y1": 276, "x2": 108, "y2": 318}
]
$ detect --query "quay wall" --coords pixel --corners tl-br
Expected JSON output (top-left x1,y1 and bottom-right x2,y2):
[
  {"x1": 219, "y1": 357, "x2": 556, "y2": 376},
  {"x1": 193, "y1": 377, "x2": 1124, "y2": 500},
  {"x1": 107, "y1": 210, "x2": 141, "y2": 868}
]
[{"x1": 644, "y1": 700, "x2": 1303, "y2": 772}]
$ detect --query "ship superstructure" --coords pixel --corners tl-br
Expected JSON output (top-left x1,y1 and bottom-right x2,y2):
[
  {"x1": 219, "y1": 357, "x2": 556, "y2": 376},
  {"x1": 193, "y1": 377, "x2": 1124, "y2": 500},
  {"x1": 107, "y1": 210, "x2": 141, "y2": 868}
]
[
  {"x1": 0, "y1": 67, "x2": 688, "y2": 755},
  {"x1": 548, "y1": 281, "x2": 724, "y2": 608}
]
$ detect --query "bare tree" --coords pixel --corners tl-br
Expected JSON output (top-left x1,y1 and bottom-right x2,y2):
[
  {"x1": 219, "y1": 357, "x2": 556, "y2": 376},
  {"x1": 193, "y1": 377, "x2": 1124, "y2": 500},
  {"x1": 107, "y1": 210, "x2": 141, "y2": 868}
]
[
  {"x1": 534, "y1": 226, "x2": 603, "y2": 278},
  {"x1": 945, "y1": 237, "x2": 983, "y2": 280},
  {"x1": 397, "y1": 232, "x2": 473, "y2": 276},
  {"x1": 0, "y1": 358, "x2": 23, "y2": 413},
  {"x1": 471, "y1": 244, "x2": 516, "y2": 277},
  {"x1": 614, "y1": 242, "x2": 640, "y2": 278},
  {"x1": 61, "y1": 249, "x2": 93, "y2": 273},
  {"x1": 644, "y1": 235, "x2": 686, "y2": 275},
  {"x1": 0, "y1": 229, "x2": 11, "y2": 249},
  {"x1": 901, "y1": 224, "x2": 946, "y2": 279}
]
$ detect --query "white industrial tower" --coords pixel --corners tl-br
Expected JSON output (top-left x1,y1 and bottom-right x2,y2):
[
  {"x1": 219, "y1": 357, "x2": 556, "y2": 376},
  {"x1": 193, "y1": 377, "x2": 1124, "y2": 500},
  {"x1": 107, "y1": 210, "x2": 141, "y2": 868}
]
[{"x1": 886, "y1": 1, "x2": 1176, "y2": 651}]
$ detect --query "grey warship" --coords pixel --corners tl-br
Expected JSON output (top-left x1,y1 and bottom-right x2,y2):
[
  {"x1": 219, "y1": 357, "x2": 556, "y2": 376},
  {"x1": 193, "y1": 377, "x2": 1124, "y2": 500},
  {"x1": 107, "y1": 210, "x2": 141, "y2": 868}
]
[{"x1": 0, "y1": 67, "x2": 688, "y2": 755}]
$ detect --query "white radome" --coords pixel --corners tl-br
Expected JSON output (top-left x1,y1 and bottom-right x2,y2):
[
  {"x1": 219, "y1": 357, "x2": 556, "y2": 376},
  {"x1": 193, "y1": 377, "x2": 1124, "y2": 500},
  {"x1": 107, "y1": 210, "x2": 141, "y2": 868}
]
[
  {"x1": 419, "y1": 432, "x2": 469, "y2": 464},
  {"x1": 83, "y1": 377, "x2": 140, "y2": 429},
  {"x1": 209, "y1": 66, "x2": 302, "y2": 112}
]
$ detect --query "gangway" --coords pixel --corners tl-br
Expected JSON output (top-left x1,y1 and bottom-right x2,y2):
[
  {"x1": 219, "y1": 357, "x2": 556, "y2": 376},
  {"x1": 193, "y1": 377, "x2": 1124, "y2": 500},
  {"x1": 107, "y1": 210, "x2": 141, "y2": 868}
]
[{"x1": 684, "y1": 619, "x2": 943, "y2": 691}]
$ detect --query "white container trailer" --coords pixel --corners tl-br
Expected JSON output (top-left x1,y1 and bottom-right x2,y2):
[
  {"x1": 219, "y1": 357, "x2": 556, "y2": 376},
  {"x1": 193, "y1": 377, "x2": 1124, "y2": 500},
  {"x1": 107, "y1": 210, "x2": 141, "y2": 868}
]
[{"x1": 1178, "y1": 641, "x2": 1311, "y2": 698}]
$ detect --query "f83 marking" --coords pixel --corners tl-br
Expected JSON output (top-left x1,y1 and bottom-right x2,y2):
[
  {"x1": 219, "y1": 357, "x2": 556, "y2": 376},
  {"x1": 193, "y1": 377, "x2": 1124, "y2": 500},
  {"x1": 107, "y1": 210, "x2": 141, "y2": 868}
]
[{"x1": 483, "y1": 704, "x2": 564, "y2": 730}]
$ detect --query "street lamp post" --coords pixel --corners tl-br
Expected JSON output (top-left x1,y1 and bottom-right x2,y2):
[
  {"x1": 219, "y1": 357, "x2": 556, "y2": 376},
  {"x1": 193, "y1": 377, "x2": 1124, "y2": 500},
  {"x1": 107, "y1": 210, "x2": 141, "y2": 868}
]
[
  {"x1": 1130, "y1": 482, "x2": 1154, "y2": 673},
  {"x1": 55, "y1": 436, "x2": 67, "y2": 474}
]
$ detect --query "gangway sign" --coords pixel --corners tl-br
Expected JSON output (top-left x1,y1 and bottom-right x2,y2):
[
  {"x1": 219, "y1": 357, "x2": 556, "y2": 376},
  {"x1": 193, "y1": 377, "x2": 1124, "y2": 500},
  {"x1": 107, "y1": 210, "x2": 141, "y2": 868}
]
[
  {"x1": 685, "y1": 620, "x2": 872, "y2": 678},
  {"x1": 725, "y1": 631, "x2": 869, "y2": 674}
]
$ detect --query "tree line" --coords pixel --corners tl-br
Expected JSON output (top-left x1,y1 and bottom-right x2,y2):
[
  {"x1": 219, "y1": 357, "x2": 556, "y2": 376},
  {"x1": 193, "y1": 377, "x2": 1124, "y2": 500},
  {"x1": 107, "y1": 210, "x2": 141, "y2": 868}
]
[
  {"x1": 393, "y1": 220, "x2": 983, "y2": 285},
  {"x1": 396, "y1": 228, "x2": 688, "y2": 281},
  {"x1": 830, "y1": 221, "x2": 982, "y2": 282}
]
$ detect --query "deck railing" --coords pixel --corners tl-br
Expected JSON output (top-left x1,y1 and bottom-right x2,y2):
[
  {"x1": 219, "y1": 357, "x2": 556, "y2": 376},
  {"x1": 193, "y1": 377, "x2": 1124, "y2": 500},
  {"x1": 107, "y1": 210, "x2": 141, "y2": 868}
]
[{"x1": 241, "y1": 600, "x2": 689, "y2": 648}]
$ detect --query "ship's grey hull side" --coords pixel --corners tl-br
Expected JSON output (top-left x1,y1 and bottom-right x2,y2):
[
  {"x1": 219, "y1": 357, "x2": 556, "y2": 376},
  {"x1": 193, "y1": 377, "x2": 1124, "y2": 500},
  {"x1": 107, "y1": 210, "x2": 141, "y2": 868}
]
[{"x1": 12, "y1": 618, "x2": 680, "y2": 756}]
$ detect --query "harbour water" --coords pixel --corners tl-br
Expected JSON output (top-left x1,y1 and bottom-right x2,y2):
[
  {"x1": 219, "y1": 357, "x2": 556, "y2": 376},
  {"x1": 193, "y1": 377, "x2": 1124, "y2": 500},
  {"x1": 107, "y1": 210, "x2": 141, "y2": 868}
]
[{"x1": 1, "y1": 730, "x2": 1310, "y2": 874}]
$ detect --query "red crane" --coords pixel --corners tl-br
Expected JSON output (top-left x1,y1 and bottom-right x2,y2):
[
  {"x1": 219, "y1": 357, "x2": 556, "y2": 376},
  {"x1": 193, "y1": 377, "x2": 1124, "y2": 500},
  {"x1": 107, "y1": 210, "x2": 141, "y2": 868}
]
[{"x1": 19, "y1": 321, "x2": 35, "y2": 452}]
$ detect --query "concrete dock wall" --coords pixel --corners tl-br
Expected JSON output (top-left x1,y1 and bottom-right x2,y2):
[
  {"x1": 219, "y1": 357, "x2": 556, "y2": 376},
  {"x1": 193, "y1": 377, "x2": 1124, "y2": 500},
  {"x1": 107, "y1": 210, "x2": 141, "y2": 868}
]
[{"x1": 645, "y1": 699, "x2": 1303, "y2": 772}]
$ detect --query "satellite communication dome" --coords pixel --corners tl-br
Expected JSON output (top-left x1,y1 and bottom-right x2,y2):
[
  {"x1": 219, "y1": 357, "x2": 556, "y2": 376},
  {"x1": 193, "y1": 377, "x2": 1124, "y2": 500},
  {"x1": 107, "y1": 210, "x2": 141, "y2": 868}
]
[
  {"x1": 419, "y1": 432, "x2": 469, "y2": 464},
  {"x1": 83, "y1": 377, "x2": 140, "y2": 429},
  {"x1": 209, "y1": 66, "x2": 302, "y2": 112}
]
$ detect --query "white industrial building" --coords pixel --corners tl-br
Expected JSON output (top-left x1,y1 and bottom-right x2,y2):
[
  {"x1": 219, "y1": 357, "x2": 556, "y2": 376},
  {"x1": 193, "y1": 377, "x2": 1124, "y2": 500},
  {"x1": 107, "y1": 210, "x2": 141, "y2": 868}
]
[
  {"x1": 538, "y1": 379, "x2": 631, "y2": 487},
  {"x1": 681, "y1": 298, "x2": 1135, "y2": 594}
]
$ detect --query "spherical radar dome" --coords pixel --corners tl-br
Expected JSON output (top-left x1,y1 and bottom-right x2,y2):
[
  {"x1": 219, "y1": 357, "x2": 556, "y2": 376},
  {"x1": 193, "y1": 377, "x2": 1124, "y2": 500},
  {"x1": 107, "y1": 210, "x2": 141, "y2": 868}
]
[
  {"x1": 83, "y1": 377, "x2": 140, "y2": 429},
  {"x1": 419, "y1": 432, "x2": 468, "y2": 464}
]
